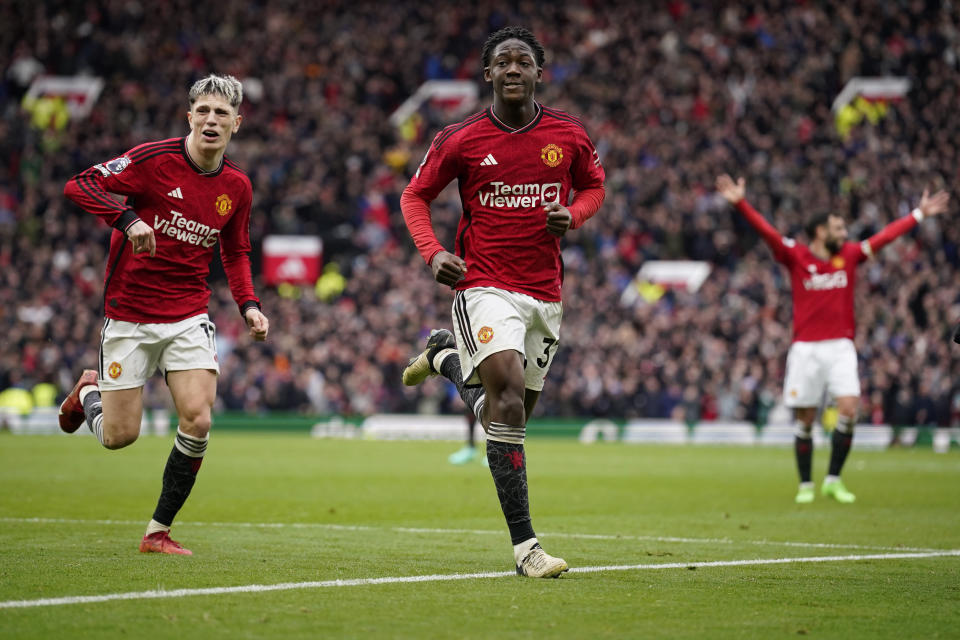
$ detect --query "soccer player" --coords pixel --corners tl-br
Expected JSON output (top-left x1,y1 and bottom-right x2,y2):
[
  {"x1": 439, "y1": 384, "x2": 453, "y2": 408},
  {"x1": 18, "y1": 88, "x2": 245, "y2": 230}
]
[
  {"x1": 715, "y1": 174, "x2": 949, "y2": 503},
  {"x1": 401, "y1": 27, "x2": 605, "y2": 577},
  {"x1": 60, "y1": 74, "x2": 269, "y2": 555}
]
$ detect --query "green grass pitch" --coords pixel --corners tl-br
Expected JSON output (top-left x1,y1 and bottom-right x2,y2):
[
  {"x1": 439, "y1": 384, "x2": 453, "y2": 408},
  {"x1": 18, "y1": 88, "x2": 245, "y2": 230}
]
[{"x1": 1, "y1": 432, "x2": 958, "y2": 638}]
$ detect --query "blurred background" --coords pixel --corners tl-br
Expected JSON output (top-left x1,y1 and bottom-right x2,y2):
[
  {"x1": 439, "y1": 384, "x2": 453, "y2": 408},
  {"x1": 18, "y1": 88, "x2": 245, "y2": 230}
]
[{"x1": 1, "y1": 0, "x2": 959, "y2": 440}]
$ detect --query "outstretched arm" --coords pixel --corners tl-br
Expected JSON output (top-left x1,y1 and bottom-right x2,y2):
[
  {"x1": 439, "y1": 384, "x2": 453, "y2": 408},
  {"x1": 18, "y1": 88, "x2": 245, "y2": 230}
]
[
  {"x1": 862, "y1": 188, "x2": 950, "y2": 257},
  {"x1": 715, "y1": 174, "x2": 785, "y2": 255}
]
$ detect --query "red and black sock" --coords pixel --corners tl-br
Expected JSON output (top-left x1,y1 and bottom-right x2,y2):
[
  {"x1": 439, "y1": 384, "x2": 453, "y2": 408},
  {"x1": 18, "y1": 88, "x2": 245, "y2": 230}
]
[
  {"x1": 486, "y1": 423, "x2": 535, "y2": 545},
  {"x1": 828, "y1": 426, "x2": 854, "y2": 477},
  {"x1": 151, "y1": 429, "x2": 207, "y2": 527},
  {"x1": 794, "y1": 436, "x2": 813, "y2": 483}
]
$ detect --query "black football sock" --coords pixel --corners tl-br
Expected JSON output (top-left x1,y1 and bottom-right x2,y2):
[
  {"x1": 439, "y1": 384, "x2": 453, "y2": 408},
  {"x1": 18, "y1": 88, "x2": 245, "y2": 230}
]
[
  {"x1": 486, "y1": 423, "x2": 535, "y2": 545},
  {"x1": 794, "y1": 436, "x2": 813, "y2": 483},
  {"x1": 793, "y1": 421, "x2": 814, "y2": 483},
  {"x1": 828, "y1": 417, "x2": 854, "y2": 477},
  {"x1": 151, "y1": 428, "x2": 207, "y2": 527},
  {"x1": 438, "y1": 353, "x2": 486, "y2": 421},
  {"x1": 465, "y1": 412, "x2": 476, "y2": 447}
]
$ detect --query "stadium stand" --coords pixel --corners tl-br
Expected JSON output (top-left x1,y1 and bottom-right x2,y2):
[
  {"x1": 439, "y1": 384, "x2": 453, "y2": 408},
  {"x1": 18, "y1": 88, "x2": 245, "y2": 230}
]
[{"x1": 1, "y1": 0, "x2": 958, "y2": 430}]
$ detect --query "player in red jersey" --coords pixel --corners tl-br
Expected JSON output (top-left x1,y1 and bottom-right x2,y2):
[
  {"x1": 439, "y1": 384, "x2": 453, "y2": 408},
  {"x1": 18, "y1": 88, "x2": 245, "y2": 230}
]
[
  {"x1": 61, "y1": 74, "x2": 269, "y2": 555},
  {"x1": 401, "y1": 27, "x2": 605, "y2": 577},
  {"x1": 716, "y1": 174, "x2": 949, "y2": 504}
]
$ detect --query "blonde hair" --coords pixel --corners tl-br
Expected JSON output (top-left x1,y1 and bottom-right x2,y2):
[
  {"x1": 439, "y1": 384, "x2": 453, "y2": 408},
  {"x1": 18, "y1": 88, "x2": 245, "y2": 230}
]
[{"x1": 188, "y1": 74, "x2": 243, "y2": 109}]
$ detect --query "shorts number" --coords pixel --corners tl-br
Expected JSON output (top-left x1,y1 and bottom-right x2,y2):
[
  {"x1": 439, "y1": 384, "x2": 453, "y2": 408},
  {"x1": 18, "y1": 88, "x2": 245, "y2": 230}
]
[
  {"x1": 536, "y1": 337, "x2": 559, "y2": 368},
  {"x1": 201, "y1": 322, "x2": 217, "y2": 353}
]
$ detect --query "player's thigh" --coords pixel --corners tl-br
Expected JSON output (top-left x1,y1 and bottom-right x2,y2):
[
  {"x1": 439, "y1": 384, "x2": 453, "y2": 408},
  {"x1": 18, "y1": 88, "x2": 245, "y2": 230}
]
[
  {"x1": 98, "y1": 318, "x2": 163, "y2": 393},
  {"x1": 834, "y1": 395, "x2": 859, "y2": 418},
  {"x1": 476, "y1": 349, "x2": 527, "y2": 425},
  {"x1": 158, "y1": 314, "x2": 220, "y2": 379},
  {"x1": 166, "y1": 369, "x2": 217, "y2": 437},
  {"x1": 782, "y1": 341, "x2": 826, "y2": 408},
  {"x1": 523, "y1": 388, "x2": 541, "y2": 421},
  {"x1": 522, "y1": 296, "x2": 562, "y2": 391},
  {"x1": 100, "y1": 386, "x2": 145, "y2": 443},
  {"x1": 159, "y1": 314, "x2": 219, "y2": 436},
  {"x1": 451, "y1": 287, "x2": 526, "y2": 387},
  {"x1": 824, "y1": 339, "x2": 860, "y2": 403},
  {"x1": 476, "y1": 349, "x2": 527, "y2": 395}
]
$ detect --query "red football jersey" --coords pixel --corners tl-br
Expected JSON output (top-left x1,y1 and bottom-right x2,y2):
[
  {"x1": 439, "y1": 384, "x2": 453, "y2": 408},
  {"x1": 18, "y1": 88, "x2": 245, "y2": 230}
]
[
  {"x1": 774, "y1": 240, "x2": 864, "y2": 342},
  {"x1": 64, "y1": 137, "x2": 259, "y2": 323},
  {"x1": 736, "y1": 199, "x2": 919, "y2": 342},
  {"x1": 404, "y1": 104, "x2": 605, "y2": 302}
]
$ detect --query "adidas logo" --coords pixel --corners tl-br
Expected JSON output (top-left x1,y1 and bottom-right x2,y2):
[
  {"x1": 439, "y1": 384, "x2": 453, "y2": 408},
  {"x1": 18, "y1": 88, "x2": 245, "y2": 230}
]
[
  {"x1": 167, "y1": 187, "x2": 184, "y2": 199},
  {"x1": 480, "y1": 154, "x2": 498, "y2": 166}
]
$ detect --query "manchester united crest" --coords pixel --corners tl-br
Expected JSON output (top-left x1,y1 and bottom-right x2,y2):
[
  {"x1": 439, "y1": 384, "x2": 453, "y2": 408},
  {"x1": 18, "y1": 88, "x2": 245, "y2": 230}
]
[
  {"x1": 831, "y1": 256, "x2": 845, "y2": 269},
  {"x1": 108, "y1": 362, "x2": 123, "y2": 379},
  {"x1": 477, "y1": 326, "x2": 494, "y2": 344},
  {"x1": 541, "y1": 144, "x2": 563, "y2": 168},
  {"x1": 215, "y1": 194, "x2": 233, "y2": 216}
]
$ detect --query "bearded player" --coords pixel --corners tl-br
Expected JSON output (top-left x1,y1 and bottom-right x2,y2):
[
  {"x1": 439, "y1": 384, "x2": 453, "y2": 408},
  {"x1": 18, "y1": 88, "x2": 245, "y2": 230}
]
[
  {"x1": 401, "y1": 27, "x2": 605, "y2": 577},
  {"x1": 61, "y1": 74, "x2": 269, "y2": 554},
  {"x1": 716, "y1": 174, "x2": 949, "y2": 504}
]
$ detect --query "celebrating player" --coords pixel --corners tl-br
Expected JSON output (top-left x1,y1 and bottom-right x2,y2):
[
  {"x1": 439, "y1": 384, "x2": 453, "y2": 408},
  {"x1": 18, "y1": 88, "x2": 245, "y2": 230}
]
[
  {"x1": 401, "y1": 27, "x2": 605, "y2": 577},
  {"x1": 716, "y1": 174, "x2": 949, "y2": 504},
  {"x1": 61, "y1": 74, "x2": 269, "y2": 554}
]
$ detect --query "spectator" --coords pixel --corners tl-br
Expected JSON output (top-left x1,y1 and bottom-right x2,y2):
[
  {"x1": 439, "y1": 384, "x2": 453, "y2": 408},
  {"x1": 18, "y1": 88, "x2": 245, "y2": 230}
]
[{"x1": 1, "y1": 1, "x2": 958, "y2": 424}]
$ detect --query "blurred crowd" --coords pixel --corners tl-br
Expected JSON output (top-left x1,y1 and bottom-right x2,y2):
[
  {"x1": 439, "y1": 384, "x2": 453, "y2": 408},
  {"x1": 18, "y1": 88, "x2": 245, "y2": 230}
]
[{"x1": 2, "y1": 0, "x2": 959, "y2": 427}]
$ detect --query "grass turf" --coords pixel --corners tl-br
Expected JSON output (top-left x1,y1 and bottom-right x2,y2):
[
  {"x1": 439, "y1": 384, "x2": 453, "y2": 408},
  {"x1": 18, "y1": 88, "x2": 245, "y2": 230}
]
[{"x1": 1, "y1": 432, "x2": 958, "y2": 638}]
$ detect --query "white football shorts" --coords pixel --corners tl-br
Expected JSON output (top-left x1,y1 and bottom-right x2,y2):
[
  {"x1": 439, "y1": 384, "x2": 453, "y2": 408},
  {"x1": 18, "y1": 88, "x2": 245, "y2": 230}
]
[
  {"x1": 98, "y1": 313, "x2": 220, "y2": 391},
  {"x1": 451, "y1": 287, "x2": 562, "y2": 392},
  {"x1": 782, "y1": 338, "x2": 860, "y2": 408}
]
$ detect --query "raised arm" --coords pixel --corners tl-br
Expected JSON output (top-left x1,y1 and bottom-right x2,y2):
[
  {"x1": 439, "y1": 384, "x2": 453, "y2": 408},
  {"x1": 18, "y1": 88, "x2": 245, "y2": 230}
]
[
  {"x1": 862, "y1": 189, "x2": 950, "y2": 257},
  {"x1": 715, "y1": 174, "x2": 785, "y2": 256}
]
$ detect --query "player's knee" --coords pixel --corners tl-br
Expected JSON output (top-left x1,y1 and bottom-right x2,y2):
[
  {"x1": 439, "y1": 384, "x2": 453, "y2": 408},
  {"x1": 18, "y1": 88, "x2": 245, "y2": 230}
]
[
  {"x1": 835, "y1": 412, "x2": 856, "y2": 434},
  {"x1": 100, "y1": 419, "x2": 140, "y2": 449},
  {"x1": 794, "y1": 421, "x2": 813, "y2": 438},
  {"x1": 485, "y1": 389, "x2": 525, "y2": 426},
  {"x1": 178, "y1": 409, "x2": 212, "y2": 437}
]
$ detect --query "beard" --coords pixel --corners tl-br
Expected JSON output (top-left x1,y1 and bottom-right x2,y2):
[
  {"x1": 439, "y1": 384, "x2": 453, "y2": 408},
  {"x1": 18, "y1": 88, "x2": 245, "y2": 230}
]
[{"x1": 825, "y1": 238, "x2": 842, "y2": 254}]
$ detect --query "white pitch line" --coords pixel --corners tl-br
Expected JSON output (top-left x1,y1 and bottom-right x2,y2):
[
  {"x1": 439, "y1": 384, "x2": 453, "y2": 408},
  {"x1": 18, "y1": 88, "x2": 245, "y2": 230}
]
[
  {"x1": 568, "y1": 550, "x2": 960, "y2": 573},
  {"x1": 392, "y1": 527, "x2": 943, "y2": 554},
  {"x1": 1, "y1": 550, "x2": 958, "y2": 610},
  {"x1": 0, "y1": 517, "x2": 943, "y2": 554}
]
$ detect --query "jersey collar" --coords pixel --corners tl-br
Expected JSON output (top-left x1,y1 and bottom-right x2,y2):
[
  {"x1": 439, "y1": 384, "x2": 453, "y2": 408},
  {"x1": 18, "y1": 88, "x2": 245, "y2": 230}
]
[
  {"x1": 486, "y1": 102, "x2": 543, "y2": 134},
  {"x1": 180, "y1": 137, "x2": 225, "y2": 177}
]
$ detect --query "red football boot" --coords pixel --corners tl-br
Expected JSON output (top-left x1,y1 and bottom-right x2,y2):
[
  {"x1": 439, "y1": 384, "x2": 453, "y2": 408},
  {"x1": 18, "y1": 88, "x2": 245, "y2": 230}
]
[
  {"x1": 58, "y1": 369, "x2": 99, "y2": 433},
  {"x1": 139, "y1": 531, "x2": 193, "y2": 555}
]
